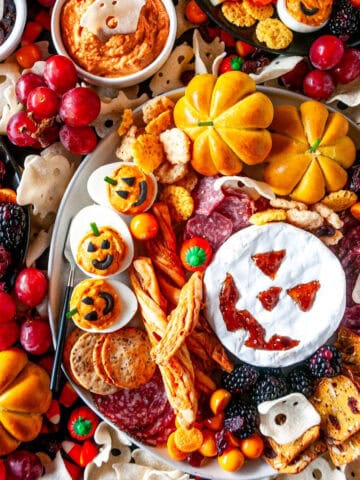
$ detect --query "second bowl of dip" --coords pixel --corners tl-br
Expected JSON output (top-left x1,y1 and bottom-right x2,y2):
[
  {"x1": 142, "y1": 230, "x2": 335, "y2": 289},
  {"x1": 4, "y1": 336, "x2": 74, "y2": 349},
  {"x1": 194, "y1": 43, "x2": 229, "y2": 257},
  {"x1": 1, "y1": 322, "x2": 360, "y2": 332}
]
[
  {"x1": 0, "y1": 0, "x2": 27, "y2": 62},
  {"x1": 51, "y1": 0, "x2": 177, "y2": 88}
]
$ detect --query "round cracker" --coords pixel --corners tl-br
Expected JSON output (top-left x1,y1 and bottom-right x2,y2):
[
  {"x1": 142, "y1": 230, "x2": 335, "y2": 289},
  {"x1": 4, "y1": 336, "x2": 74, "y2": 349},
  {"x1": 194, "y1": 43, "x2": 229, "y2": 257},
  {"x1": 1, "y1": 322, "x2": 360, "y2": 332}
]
[
  {"x1": 70, "y1": 332, "x2": 118, "y2": 395},
  {"x1": 63, "y1": 328, "x2": 85, "y2": 383},
  {"x1": 93, "y1": 334, "x2": 117, "y2": 386},
  {"x1": 102, "y1": 327, "x2": 156, "y2": 389},
  {"x1": 221, "y1": 1, "x2": 256, "y2": 27}
]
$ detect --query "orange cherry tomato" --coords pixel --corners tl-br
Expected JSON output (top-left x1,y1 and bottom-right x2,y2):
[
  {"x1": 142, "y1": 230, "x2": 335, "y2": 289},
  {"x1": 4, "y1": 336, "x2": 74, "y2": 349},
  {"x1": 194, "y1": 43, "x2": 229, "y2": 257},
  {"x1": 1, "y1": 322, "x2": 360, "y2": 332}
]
[
  {"x1": 167, "y1": 432, "x2": 188, "y2": 461},
  {"x1": 129, "y1": 213, "x2": 159, "y2": 240},
  {"x1": 350, "y1": 202, "x2": 360, "y2": 221},
  {"x1": 209, "y1": 388, "x2": 231, "y2": 415},
  {"x1": 204, "y1": 412, "x2": 225, "y2": 431},
  {"x1": 198, "y1": 429, "x2": 217, "y2": 457},
  {"x1": 185, "y1": 0, "x2": 208, "y2": 24},
  {"x1": 0, "y1": 188, "x2": 16, "y2": 203},
  {"x1": 16, "y1": 44, "x2": 42, "y2": 68},
  {"x1": 239, "y1": 433, "x2": 264, "y2": 459},
  {"x1": 218, "y1": 447, "x2": 245, "y2": 472}
]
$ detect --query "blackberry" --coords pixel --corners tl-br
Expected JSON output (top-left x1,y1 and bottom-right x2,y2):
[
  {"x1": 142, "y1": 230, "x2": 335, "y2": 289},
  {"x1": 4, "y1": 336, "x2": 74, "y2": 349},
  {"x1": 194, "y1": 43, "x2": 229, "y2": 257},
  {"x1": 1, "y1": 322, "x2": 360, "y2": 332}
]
[
  {"x1": 287, "y1": 366, "x2": 315, "y2": 398},
  {"x1": 0, "y1": 203, "x2": 27, "y2": 251},
  {"x1": 252, "y1": 374, "x2": 288, "y2": 405},
  {"x1": 224, "y1": 399, "x2": 259, "y2": 439},
  {"x1": 0, "y1": 244, "x2": 11, "y2": 278},
  {"x1": 222, "y1": 362, "x2": 259, "y2": 394},
  {"x1": 328, "y1": 0, "x2": 360, "y2": 39},
  {"x1": 308, "y1": 345, "x2": 342, "y2": 378}
]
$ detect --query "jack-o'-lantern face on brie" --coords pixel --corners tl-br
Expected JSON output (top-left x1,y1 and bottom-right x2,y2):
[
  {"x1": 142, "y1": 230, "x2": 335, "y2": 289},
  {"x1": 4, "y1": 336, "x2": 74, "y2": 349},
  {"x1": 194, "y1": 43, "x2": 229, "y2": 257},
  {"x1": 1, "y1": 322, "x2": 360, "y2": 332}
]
[
  {"x1": 70, "y1": 278, "x2": 121, "y2": 330},
  {"x1": 77, "y1": 225, "x2": 127, "y2": 276},
  {"x1": 105, "y1": 164, "x2": 156, "y2": 215},
  {"x1": 285, "y1": 0, "x2": 333, "y2": 25}
]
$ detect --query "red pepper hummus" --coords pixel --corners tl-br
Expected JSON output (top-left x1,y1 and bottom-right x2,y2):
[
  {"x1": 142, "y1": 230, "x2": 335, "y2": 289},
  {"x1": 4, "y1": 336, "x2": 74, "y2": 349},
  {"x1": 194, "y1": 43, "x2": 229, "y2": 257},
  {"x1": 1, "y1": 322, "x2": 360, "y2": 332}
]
[{"x1": 60, "y1": 0, "x2": 170, "y2": 77}]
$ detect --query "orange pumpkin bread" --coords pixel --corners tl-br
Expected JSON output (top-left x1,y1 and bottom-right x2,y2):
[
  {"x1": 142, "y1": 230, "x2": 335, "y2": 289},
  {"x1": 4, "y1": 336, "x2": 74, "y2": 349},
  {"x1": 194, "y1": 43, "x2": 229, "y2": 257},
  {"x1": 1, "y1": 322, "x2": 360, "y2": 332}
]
[
  {"x1": 263, "y1": 100, "x2": 356, "y2": 204},
  {"x1": 0, "y1": 349, "x2": 52, "y2": 455},
  {"x1": 173, "y1": 72, "x2": 274, "y2": 176}
]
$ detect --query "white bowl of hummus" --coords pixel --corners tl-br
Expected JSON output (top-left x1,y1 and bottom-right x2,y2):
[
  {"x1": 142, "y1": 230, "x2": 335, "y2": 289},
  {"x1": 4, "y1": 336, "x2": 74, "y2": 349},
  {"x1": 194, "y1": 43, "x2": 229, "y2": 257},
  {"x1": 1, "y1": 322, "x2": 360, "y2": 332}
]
[
  {"x1": 0, "y1": 0, "x2": 27, "y2": 62},
  {"x1": 51, "y1": 0, "x2": 177, "y2": 88}
]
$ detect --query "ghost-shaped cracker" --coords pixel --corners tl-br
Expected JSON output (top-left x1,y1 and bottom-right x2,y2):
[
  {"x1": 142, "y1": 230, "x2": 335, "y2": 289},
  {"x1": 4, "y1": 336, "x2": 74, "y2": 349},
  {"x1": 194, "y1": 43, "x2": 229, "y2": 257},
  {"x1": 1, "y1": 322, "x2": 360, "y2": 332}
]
[
  {"x1": 0, "y1": 63, "x2": 22, "y2": 134},
  {"x1": 149, "y1": 43, "x2": 194, "y2": 96},
  {"x1": 280, "y1": 455, "x2": 346, "y2": 479},
  {"x1": 258, "y1": 393, "x2": 320, "y2": 445},
  {"x1": 41, "y1": 451, "x2": 72, "y2": 480},
  {"x1": 343, "y1": 458, "x2": 360, "y2": 479},
  {"x1": 193, "y1": 29, "x2": 225, "y2": 75},
  {"x1": 80, "y1": 0, "x2": 145, "y2": 42},
  {"x1": 17, "y1": 151, "x2": 77, "y2": 220},
  {"x1": 214, "y1": 175, "x2": 276, "y2": 200}
]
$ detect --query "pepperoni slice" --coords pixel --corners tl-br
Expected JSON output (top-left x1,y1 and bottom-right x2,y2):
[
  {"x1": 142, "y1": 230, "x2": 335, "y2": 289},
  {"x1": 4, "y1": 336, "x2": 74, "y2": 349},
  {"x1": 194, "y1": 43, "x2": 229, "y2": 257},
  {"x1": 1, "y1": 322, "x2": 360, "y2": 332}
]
[
  {"x1": 286, "y1": 280, "x2": 321, "y2": 312},
  {"x1": 251, "y1": 250, "x2": 286, "y2": 279}
]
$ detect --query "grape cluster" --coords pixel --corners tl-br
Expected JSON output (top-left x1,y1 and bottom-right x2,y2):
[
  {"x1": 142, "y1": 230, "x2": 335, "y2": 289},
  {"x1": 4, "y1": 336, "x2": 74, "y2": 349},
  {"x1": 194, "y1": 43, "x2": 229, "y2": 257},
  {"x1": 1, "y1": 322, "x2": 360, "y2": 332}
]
[{"x1": 7, "y1": 55, "x2": 101, "y2": 155}]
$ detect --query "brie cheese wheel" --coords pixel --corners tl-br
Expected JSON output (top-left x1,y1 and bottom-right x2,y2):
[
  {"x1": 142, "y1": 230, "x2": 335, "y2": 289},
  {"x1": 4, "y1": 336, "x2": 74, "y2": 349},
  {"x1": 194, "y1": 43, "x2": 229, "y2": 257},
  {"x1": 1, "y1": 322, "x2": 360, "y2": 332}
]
[
  {"x1": 204, "y1": 222, "x2": 346, "y2": 367},
  {"x1": 276, "y1": 0, "x2": 329, "y2": 33}
]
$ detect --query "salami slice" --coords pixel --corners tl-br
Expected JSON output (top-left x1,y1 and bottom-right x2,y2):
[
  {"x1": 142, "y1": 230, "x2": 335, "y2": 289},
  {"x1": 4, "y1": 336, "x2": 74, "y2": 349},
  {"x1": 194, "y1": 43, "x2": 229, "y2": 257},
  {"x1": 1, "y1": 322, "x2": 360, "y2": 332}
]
[
  {"x1": 342, "y1": 304, "x2": 360, "y2": 335},
  {"x1": 132, "y1": 403, "x2": 175, "y2": 446},
  {"x1": 93, "y1": 368, "x2": 168, "y2": 432},
  {"x1": 193, "y1": 176, "x2": 225, "y2": 216},
  {"x1": 341, "y1": 245, "x2": 360, "y2": 307},
  {"x1": 337, "y1": 226, "x2": 360, "y2": 259},
  {"x1": 215, "y1": 194, "x2": 254, "y2": 232},
  {"x1": 184, "y1": 212, "x2": 233, "y2": 251}
]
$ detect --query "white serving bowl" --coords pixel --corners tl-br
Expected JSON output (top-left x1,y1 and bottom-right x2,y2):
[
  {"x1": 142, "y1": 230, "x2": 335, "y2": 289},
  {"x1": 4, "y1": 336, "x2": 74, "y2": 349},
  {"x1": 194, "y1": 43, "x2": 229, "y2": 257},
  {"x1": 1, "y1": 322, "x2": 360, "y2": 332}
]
[
  {"x1": 0, "y1": 0, "x2": 27, "y2": 62},
  {"x1": 51, "y1": 0, "x2": 177, "y2": 88}
]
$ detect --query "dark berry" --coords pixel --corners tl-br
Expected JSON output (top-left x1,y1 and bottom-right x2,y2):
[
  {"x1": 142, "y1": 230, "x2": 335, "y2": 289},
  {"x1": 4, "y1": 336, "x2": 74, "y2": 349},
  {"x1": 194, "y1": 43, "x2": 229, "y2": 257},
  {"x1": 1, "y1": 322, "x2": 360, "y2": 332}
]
[
  {"x1": 224, "y1": 399, "x2": 259, "y2": 439},
  {"x1": 0, "y1": 244, "x2": 12, "y2": 278},
  {"x1": 350, "y1": 164, "x2": 360, "y2": 194},
  {"x1": 308, "y1": 345, "x2": 342, "y2": 378},
  {"x1": 252, "y1": 374, "x2": 288, "y2": 405},
  {"x1": 287, "y1": 366, "x2": 315, "y2": 398},
  {"x1": 315, "y1": 225, "x2": 336, "y2": 238},
  {"x1": 222, "y1": 362, "x2": 259, "y2": 394},
  {"x1": 241, "y1": 56, "x2": 270, "y2": 75},
  {"x1": 328, "y1": 0, "x2": 360, "y2": 39},
  {"x1": 0, "y1": 203, "x2": 27, "y2": 251},
  {"x1": 0, "y1": 160, "x2": 6, "y2": 185}
]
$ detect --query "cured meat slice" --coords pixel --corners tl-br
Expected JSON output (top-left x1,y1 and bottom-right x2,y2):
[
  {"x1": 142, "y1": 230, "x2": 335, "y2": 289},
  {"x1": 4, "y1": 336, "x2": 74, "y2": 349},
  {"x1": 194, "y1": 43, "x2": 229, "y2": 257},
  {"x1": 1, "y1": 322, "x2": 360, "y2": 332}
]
[
  {"x1": 341, "y1": 304, "x2": 360, "y2": 335},
  {"x1": 132, "y1": 403, "x2": 175, "y2": 446},
  {"x1": 215, "y1": 194, "x2": 254, "y2": 232},
  {"x1": 341, "y1": 245, "x2": 360, "y2": 307},
  {"x1": 184, "y1": 212, "x2": 233, "y2": 251},
  {"x1": 286, "y1": 280, "x2": 321, "y2": 312},
  {"x1": 337, "y1": 225, "x2": 360, "y2": 259},
  {"x1": 193, "y1": 176, "x2": 225, "y2": 215},
  {"x1": 251, "y1": 250, "x2": 286, "y2": 279},
  {"x1": 93, "y1": 368, "x2": 168, "y2": 431}
]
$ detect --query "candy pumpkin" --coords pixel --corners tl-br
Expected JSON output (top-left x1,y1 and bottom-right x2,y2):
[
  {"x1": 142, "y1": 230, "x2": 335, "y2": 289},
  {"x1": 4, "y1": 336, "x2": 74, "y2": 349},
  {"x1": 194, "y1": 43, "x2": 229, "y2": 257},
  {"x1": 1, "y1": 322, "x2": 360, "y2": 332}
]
[
  {"x1": 0, "y1": 349, "x2": 52, "y2": 455},
  {"x1": 173, "y1": 72, "x2": 274, "y2": 176},
  {"x1": 263, "y1": 100, "x2": 356, "y2": 204}
]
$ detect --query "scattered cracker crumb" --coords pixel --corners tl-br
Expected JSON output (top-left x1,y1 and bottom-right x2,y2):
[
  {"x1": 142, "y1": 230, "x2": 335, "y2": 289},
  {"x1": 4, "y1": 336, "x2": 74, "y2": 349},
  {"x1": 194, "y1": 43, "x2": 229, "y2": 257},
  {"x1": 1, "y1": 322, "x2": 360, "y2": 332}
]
[
  {"x1": 145, "y1": 110, "x2": 174, "y2": 136},
  {"x1": 270, "y1": 198, "x2": 308, "y2": 211},
  {"x1": 117, "y1": 109, "x2": 133, "y2": 137},
  {"x1": 286, "y1": 209, "x2": 323, "y2": 230},
  {"x1": 131, "y1": 134, "x2": 164, "y2": 174},
  {"x1": 321, "y1": 190, "x2": 358, "y2": 212},
  {"x1": 142, "y1": 96, "x2": 175, "y2": 124},
  {"x1": 154, "y1": 160, "x2": 188, "y2": 184},
  {"x1": 320, "y1": 230, "x2": 343, "y2": 246},
  {"x1": 221, "y1": 1, "x2": 256, "y2": 27},
  {"x1": 160, "y1": 185, "x2": 194, "y2": 223},
  {"x1": 173, "y1": 167, "x2": 199, "y2": 192},
  {"x1": 249, "y1": 208, "x2": 287, "y2": 225},
  {"x1": 256, "y1": 18, "x2": 293, "y2": 50},
  {"x1": 312, "y1": 203, "x2": 344, "y2": 229},
  {"x1": 116, "y1": 125, "x2": 138, "y2": 162},
  {"x1": 159, "y1": 128, "x2": 191, "y2": 165},
  {"x1": 243, "y1": 0, "x2": 273, "y2": 20}
]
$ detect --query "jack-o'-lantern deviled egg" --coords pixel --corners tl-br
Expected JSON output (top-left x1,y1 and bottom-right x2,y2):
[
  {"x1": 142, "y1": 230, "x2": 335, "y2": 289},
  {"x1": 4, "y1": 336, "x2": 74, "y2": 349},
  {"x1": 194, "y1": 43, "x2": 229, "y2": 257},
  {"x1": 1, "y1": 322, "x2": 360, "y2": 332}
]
[
  {"x1": 69, "y1": 205, "x2": 134, "y2": 277},
  {"x1": 68, "y1": 278, "x2": 138, "y2": 332},
  {"x1": 87, "y1": 162, "x2": 158, "y2": 215},
  {"x1": 277, "y1": 0, "x2": 333, "y2": 33}
]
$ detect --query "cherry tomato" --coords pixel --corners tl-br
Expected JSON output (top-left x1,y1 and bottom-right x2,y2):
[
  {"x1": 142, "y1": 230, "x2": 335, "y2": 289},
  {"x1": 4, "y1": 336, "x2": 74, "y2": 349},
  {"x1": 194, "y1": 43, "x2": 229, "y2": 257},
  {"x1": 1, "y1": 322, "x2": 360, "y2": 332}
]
[
  {"x1": 15, "y1": 268, "x2": 48, "y2": 307},
  {"x1": 209, "y1": 388, "x2": 231, "y2": 415},
  {"x1": 0, "y1": 292, "x2": 16, "y2": 323},
  {"x1": 0, "y1": 321, "x2": 20, "y2": 350},
  {"x1": 130, "y1": 213, "x2": 159, "y2": 240},
  {"x1": 185, "y1": 0, "x2": 208, "y2": 24},
  {"x1": 15, "y1": 44, "x2": 42, "y2": 68},
  {"x1": 218, "y1": 447, "x2": 245, "y2": 472},
  {"x1": 239, "y1": 433, "x2": 264, "y2": 459},
  {"x1": 21, "y1": 21, "x2": 43, "y2": 46}
]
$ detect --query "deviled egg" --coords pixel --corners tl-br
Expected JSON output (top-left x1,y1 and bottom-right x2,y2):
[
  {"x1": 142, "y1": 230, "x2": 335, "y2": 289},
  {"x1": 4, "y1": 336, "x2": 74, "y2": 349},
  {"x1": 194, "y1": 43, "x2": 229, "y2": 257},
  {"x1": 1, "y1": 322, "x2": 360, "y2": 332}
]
[
  {"x1": 87, "y1": 162, "x2": 158, "y2": 215},
  {"x1": 277, "y1": 0, "x2": 332, "y2": 33},
  {"x1": 68, "y1": 278, "x2": 138, "y2": 333},
  {"x1": 69, "y1": 204, "x2": 134, "y2": 278}
]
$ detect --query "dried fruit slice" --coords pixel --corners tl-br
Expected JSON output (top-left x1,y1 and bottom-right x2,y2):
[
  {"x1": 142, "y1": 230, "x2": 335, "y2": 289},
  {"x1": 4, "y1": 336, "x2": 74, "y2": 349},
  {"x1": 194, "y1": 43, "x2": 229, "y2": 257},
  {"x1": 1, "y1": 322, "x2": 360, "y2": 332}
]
[
  {"x1": 287, "y1": 280, "x2": 320, "y2": 312},
  {"x1": 251, "y1": 249, "x2": 286, "y2": 279}
]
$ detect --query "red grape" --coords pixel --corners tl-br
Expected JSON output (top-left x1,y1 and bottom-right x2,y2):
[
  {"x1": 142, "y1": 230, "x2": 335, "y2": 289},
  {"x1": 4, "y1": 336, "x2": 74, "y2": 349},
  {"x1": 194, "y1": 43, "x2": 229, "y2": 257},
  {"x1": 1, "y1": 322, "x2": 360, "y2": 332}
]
[
  {"x1": 303, "y1": 70, "x2": 336, "y2": 100},
  {"x1": 27, "y1": 86, "x2": 60, "y2": 121},
  {"x1": 0, "y1": 321, "x2": 19, "y2": 350},
  {"x1": 37, "y1": 0, "x2": 56, "y2": 6},
  {"x1": 14, "y1": 268, "x2": 48, "y2": 307},
  {"x1": 331, "y1": 48, "x2": 360, "y2": 85},
  {"x1": 280, "y1": 58, "x2": 310, "y2": 91},
  {"x1": 43, "y1": 55, "x2": 78, "y2": 94},
  {"x1": 60, "y1": 124, "x2": 97, "y2": 154},
  {"x1": 309, "y1": 35, "x2": 344, "y2": 70},
  {"x1": 0, "y1": 291, "x2": 16, "y2": 323},
  {"x1": 38, "y1": 123, "x2": 60, "y2": 148},
  {"x1": 15, "y1": 72, "x2": 46, "y2": 105},
  {"x1": 7, "y1": 112, "x2": 39, "y2": 148},
  {"x1": 59, "y1": 87, "x2": 101, "y2": 126},
  {"x1": 20, "y1": 317, "x2": 52, "y2": 355},
  {"x1": 5, "y1": 450, "x2": 43, "y2": 480}
]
